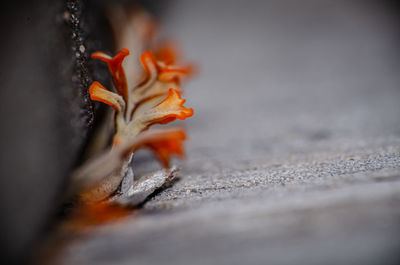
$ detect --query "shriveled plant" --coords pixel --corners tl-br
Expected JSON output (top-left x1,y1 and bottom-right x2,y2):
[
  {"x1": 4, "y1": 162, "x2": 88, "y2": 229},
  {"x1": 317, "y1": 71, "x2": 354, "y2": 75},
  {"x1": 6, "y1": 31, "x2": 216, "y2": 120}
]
[{"x1": 71, "y1": 44, "x2": 194, "y2": 204}]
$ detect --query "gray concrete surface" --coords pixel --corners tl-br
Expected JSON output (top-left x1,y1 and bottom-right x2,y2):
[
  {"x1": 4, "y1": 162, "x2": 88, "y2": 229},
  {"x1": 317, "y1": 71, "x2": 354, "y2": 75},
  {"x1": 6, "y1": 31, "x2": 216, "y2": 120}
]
[{"x1": 54, "y1": 1, "x2": 400, "y2": 264}]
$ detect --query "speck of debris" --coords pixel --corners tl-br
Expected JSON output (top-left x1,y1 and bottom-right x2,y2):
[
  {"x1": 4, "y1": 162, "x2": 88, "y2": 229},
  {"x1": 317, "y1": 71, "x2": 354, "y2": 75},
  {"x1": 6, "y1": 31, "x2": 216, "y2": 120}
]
[
  {"x1": 63, "y1": 11, "x2": 70, "y2": 21},
  {"x1": 79, "y1": 45, "x2": 85, "y2": 53}
]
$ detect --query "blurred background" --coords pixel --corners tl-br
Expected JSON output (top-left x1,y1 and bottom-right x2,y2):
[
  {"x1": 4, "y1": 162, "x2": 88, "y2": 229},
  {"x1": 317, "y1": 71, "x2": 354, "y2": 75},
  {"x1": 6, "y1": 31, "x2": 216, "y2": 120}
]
[
  {"x1": 1, "y1": 0, "x2": 400, "y2": 264},
  {"x1": 169, "y1": 0, "x2": 400, "y2": 157}
]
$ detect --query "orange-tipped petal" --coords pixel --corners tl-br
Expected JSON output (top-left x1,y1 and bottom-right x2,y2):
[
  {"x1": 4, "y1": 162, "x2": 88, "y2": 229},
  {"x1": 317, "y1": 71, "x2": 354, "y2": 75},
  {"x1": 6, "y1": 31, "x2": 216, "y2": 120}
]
[
  {"x1": 89, "y1": 81, "x2": 125, "y2": 112},
  {"x1": 158, "y1": 64, "x2": 195, "y2": 82},
  {"x1": 155, "y1": 42, "x2": 178, "y2": 65},
  {"x1": 92, "y1": 49, "x2": 130, "y2": 101},
  {"x1": 123, "y1": 90, "x2": 192, "y2": 139},
  {"x1": 140, "y1": 50, "x2": 158, "y2": 77},
  {"x1": 131, "y1": 78, "x2": 180, "y2": 108},
  {"x1": 132, "y1": 51, "x2": 176, "y2": 106},
  {"x1": 133, "y1": 50, "x2": 159, "y2": 96},
  {"x1": 148, "y1": 88, "x2": 194, "y2": 125},
  {"x1": 133, "y1": 50, "x2": 193, "y2": 106},
  {"x1": 123, "y1": 128, "x2": 186, "y2": 168},
  {"x1": 145, "y1": 130, "x2": 186, "y2": 168},
  {"x1": 91, "y1": 51, "x2": 112, "y2": 61}
]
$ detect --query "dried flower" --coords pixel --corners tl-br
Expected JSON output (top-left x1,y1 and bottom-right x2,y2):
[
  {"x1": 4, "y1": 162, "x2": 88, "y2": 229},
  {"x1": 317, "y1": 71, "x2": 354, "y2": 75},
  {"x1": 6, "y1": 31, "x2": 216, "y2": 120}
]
[
  {"x1": 73, "y1": 47, "x2": 194, "y2": 203},
  {"x1": 89, "y1": 48, "x2": 193, "y2": 146}
]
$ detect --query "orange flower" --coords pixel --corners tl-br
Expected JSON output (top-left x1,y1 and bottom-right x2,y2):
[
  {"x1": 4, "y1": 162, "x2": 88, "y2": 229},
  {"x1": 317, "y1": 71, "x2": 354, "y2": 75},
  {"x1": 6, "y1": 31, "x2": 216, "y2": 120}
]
[
  {"x1": 88, "y1": 48, "x2": 193, "y2": 167},
  {"x1": 69, "y1": 10, "x2": 195, "y2": 204},
  {"x1": 78, "y1": 47, "x2": 193, "y2": 203}
]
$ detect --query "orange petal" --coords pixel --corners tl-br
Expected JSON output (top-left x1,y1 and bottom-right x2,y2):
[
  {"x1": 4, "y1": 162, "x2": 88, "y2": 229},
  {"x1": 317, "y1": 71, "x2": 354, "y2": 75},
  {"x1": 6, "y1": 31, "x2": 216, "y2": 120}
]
[
  {"x1": 92, "y1": 49, "x2": 130, "y2": 101},
  {"x1": 147, "y1": 88, "x2": 194, "y2": 126},
  {"x1": 158, "y1": 64, "x2": 195, "y2": 82},
  {"x1": 123, "y1": 128, "x2": 186, "y2": 168},
  {"x1": 144, "y1": 130, "x2": 186, "y2": 168},
  {"x1": 89, "y1": 81, "x2": 125, "y2": 112},
  {"x1": 135, "y1": 50, "x2": 191, "y2": 101},
  {"x1": 133, "y1": 50, "x2": 159, "y2": 96},
  {"x1": 118, "y1": 88, "x2": 193, "y2": 137},
  {"x1": 155, "y1": 42, "x2": 178, "y2": 65},
  {"x1": 140, "y1": 50, "x2": 158, "y2": 78},
  {"x1": 132, "y1": 51, "x2": 176, "y2": 106}
]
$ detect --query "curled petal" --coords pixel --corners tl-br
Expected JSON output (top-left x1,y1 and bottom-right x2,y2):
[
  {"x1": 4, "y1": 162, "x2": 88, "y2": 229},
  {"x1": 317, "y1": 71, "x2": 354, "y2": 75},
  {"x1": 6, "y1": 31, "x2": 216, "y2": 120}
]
[
  {"x1": 123, "y1": 128, "x2": 186, "y2": 168},
  {"x1": 133, "y1": 51, "x2": 191, "y2": 108},
  {"x1": 139, "y1": 50, "x2": 158, "y2": 86},
  {"x1": 131, "y1": 78, "x2": 180, "y2": 107},
  {"x1": 130, "y1": 51, "x2": 160, "y2": 107},
  {"x1": 124, "y1": 89, "x2": 192, "y2": 137},
  {"x1": 133, "y1": 51, "x2": 171, "y2": 103},
  {"x1": 140, "y1": 50, "x2": 157, "y2": 73},
  {"x1": 141, "y1": 50, "x2": 193, "y2": 80},
  {"x1": 153, "y1": 89, "x2": 194, "y2": 123},
  {"x1": 91, "y1": 51, "x2": 112, "y2": 61},
  {"x1": 158, "y1": 64, "x2": 195, "y2": 82},
  {"x1": 89, "y1": 81, "x2": 125, "y2": 112},
  {"x1": 92, "y1": 49, "x2": 130, "y2": 101},
  {"x1": 138, "y1": 88, "x2": 193, "y2": 127},
  {"x1": 155, "y1": 42, "x2": 178, "y2": 65}
]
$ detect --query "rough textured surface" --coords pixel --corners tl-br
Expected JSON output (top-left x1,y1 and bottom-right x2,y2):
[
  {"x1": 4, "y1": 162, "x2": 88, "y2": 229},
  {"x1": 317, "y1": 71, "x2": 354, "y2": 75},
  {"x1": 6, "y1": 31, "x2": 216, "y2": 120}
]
[
  {"x1": 0, "y1": 1, "x2": 114, "y2": 263},
  {"x1": 45, "y1": 0, "x2": 400, "y2": 264},
  {"x1": 0, "y1": 2, "x2": 87, "y2": 263}
]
